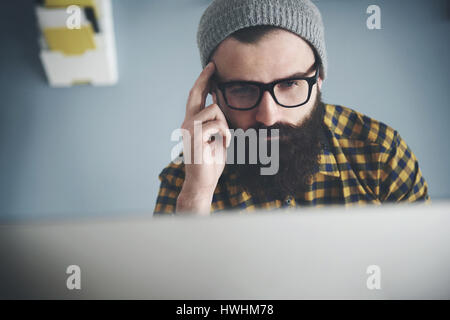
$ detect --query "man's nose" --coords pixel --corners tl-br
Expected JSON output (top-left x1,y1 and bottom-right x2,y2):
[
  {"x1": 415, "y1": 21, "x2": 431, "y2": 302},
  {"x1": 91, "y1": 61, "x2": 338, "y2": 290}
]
[{"x1": 255, "y1": 91, "x2": 280, "y2": 127}]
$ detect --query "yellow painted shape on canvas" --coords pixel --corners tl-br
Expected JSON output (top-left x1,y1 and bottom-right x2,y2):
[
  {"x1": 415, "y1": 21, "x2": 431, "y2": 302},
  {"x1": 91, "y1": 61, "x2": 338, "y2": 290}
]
[
  {"x1": 45, "y1": 0, "x2": 95, "y2": 8},
  {"x1": 43, "y1": 25, "x2": 96, "y2": 55}
]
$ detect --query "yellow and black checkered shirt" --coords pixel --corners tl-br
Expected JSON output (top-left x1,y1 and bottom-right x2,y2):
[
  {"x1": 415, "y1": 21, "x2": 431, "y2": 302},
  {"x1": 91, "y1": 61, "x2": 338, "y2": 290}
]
[{"x1": 154, "y1": 104, "x2": 429, "y2": 214}]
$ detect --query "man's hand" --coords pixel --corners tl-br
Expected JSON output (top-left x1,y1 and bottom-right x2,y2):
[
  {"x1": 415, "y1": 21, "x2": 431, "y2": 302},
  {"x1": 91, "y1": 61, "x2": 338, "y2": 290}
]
[{"x1": 176, "y1": 62, "x2": 231, "y2": 215}]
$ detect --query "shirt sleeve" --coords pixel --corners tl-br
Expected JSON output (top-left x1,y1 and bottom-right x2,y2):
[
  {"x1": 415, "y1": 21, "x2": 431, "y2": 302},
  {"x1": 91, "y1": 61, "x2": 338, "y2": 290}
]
[
  {"x1": 153, "y1": 162, "x2": 185, "y2": 215},
  {"x1": 379, "y1": 131, "x2": 429, "y2": 202}
]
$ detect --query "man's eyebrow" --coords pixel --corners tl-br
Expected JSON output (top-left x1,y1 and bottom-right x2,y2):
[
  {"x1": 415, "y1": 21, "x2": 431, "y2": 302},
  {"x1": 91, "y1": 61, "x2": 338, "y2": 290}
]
[
  {"x1": 215, "y1": 67, "x2": 316, "y2": 83},
  {"x1": 270, "y1": 63, "x2": 318, "y2": 82},
  {"x1": 273, "y1": 71, "x2": 312, "y2": 81}
]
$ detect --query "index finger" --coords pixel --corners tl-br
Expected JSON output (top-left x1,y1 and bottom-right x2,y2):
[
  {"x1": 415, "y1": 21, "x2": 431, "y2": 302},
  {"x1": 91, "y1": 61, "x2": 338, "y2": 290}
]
[{"x1": 186, "y1": 62, "x2": 216, "y2": 117}]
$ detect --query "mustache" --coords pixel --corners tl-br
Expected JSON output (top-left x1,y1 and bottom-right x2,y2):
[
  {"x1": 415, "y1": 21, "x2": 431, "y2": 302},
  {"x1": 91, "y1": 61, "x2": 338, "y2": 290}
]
[
  {"x1": 248, "y1": 119, "x2": 302, "y2": 131},
  {"x1": 243, "y1": 122, "x2": 303, "y2": 141}
]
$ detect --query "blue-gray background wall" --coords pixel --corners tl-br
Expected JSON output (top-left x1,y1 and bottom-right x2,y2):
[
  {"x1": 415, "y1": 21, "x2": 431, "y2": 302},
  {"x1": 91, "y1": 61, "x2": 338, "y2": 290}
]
[{"x1": 1, "y1": 0, "x2": 449, "y2": 220}]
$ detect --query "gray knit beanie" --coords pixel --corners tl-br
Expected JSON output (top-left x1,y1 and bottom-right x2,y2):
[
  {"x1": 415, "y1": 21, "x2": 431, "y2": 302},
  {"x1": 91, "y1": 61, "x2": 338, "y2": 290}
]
[{"x1": 197, "y1": 0, "x2": 327, "y2": 78}]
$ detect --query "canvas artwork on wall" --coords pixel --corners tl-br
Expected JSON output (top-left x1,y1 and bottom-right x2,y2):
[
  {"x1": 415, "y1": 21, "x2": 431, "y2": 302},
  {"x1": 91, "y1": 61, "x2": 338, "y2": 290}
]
[{"x1": 35, "y1": 0, "x2": 118, "y2": 87}]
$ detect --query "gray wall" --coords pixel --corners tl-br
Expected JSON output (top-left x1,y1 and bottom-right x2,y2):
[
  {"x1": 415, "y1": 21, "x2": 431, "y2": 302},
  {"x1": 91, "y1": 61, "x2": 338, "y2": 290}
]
[{"x1": 1, "y1": 0, "x2": 449, "y2": 220}]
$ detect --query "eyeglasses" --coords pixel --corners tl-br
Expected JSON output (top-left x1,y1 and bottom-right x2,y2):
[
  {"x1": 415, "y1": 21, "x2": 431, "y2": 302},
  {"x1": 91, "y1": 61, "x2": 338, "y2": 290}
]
[{"x1": 216, "y1": 62, "x2": 319, "y2": 111}]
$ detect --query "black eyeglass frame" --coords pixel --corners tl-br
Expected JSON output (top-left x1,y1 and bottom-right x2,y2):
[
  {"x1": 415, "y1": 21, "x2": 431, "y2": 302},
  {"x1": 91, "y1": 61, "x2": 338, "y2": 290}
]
[{"x1": 216, "y1": 61, "x2": 320, "y2": 111}]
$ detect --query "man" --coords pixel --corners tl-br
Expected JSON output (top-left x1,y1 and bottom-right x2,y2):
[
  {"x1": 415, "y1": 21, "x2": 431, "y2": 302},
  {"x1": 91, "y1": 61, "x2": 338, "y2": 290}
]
[{"x1": 154, "y1": 0, "x2": 429, "y2": 215}]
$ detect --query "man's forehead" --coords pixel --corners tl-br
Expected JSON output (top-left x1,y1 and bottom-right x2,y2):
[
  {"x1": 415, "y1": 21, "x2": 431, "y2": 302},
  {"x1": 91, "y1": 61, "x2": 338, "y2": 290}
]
[{"x1": 211, "y1": 31, "x2": 316, "y2": 83}]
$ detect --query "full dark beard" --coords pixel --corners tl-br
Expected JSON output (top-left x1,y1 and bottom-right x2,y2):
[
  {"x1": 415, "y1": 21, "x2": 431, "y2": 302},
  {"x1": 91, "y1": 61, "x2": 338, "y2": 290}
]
[{"x1": 226, "y1": 94, "x2": 325, "y2": 201}]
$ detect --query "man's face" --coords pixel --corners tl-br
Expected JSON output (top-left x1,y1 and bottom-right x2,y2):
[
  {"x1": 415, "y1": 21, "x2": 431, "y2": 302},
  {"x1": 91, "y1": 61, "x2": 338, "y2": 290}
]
[
  {"x1": 209, "y1": 28, "x2": 325, "y2": 199},
  {"x1": 211, "y1": 29, "x2": 323, "y2": 130}
]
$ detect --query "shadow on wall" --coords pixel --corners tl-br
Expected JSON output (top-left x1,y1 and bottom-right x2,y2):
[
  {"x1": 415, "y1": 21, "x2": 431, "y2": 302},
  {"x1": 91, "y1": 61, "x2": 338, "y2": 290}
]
[{"x1": 0, "y1": 2, "x2": 46, "y2": 220}]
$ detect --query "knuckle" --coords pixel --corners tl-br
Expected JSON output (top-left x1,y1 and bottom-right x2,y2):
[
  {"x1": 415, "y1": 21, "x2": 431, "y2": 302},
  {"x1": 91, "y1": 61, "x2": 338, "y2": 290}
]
[{"x1": 214, "y1": 105, "x2": 225, "y2": 117}]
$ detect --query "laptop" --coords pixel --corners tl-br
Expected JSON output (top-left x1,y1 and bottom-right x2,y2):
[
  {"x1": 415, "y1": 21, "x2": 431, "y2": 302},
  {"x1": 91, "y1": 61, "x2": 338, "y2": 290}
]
[{"x1": 1, "y1": 201, "x2": 449, "y2": 299}]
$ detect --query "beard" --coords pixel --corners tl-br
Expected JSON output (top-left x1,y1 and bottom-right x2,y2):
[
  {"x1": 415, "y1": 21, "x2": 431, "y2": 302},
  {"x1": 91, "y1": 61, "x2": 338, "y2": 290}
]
[{"x1": 225, "y1": 92, "x2": 324, "y2": 201}]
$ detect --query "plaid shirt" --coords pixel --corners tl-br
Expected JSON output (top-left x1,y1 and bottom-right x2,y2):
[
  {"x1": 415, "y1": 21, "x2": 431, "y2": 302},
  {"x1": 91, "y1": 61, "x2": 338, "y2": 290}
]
[{"x1": 154, "y1": 104, "x2": 429, "y2": 214}]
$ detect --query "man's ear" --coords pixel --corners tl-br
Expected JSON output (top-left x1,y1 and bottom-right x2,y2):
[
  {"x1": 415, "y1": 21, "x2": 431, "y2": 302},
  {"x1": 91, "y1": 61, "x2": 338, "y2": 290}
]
[{"x1": 317, "y1": 77, "x2": 323, "y2": 91}]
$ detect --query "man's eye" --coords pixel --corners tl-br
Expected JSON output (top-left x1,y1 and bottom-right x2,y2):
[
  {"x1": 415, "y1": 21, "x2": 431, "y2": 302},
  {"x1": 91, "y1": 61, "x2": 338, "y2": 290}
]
[
  {"x1": 229, "y1": 85, "x2": 253, "y2": 95},
  {"x1": 279, "y1": 80, "x2": 299, "y2": 88}
]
